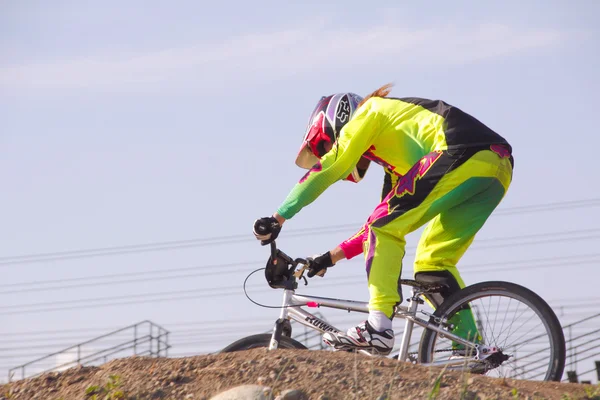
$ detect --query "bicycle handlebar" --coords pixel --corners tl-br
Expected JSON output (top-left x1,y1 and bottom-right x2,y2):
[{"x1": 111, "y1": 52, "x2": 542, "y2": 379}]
[{"x1": 269, "y1": 241, "x2": 278, "y2": 262}]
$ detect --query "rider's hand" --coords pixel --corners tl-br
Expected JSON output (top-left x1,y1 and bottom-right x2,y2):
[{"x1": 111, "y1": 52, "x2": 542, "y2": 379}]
[
  {"x1": 307, "y1": 251, "x2": 335, "y2": 278},
  {"x1": 253, "y1": 216, "x2": 282, "y2": 245}
]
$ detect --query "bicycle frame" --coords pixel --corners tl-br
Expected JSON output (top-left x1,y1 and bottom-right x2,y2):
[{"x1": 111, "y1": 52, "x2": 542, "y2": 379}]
[
  {"x1": 269, "y1": 286, "x2": 482, "y2": 367},
  {"x1": 261, "y1": 241, "x2": 487, "y2": 367}
]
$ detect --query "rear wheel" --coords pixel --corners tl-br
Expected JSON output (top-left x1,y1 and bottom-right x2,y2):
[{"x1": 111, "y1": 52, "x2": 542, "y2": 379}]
[
  {"x1": 418, "y1": 281, "x2": 565, "y2": 381},
  {"x1": 220, "y1": 333, "x2": 308, "y2": 352}
]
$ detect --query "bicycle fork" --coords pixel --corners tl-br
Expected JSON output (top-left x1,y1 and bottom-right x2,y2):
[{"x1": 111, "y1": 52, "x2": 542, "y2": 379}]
[{"x1": 269, "y1": 289, "x2": 293, "y2": 350}]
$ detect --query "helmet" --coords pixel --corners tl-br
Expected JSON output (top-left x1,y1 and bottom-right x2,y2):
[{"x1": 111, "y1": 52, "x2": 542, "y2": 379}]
[{"x1": 295, "y1": 93, "x2": 363, "y2": 169}]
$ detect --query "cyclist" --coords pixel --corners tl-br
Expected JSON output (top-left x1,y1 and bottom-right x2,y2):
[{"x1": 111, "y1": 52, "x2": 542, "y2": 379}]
[{"x1": 253, "y1": 84, "x2": 513, "y2": 355}]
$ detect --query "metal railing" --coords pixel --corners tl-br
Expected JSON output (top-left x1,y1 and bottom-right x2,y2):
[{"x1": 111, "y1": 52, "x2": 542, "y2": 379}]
[
  {"x1": 8, "y1": 320, "x2": 169, "y2": 382},
  {"x1": 562, "y1": 313, "x2": 600, "y2": 383},
  {"x1": 503, "y1": 312, "x2": 600, "y2": 382}
]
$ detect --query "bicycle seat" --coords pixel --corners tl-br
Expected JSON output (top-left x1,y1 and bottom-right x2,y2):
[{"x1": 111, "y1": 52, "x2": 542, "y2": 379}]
[{"x1": 400, "y1": 279, "x2": 447, "y2": 293}]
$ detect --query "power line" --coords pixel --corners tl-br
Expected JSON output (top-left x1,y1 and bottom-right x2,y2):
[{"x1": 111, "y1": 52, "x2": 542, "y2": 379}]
[
  {"x1": 3, "y1": 252, "x2": 598, "y2": 296},
  {"x1": 3, "y1": 230, "x2": 599, "y2": 295},
  {"x1": 2, "y1": 246, "x2": 600, "y2": 312},
  {"x1": 2, "y1": 227, "x2": 599, "y2": 314},
  {"x1": 1, "y1": 254, "x2": 598, "y2": 296},
  {"x1": 0, "y1": 226, "x2": 353, "y2": 266},
  {"x1": 489, "y1": 198, "x2": 600, "y2": 215},
  {"x1": 2, "y1": 197, "x2": 599, "y2": 266},
  {"x1": 0, "y1": 263, "x2": 252, "y2": 294},
  {"x1": 1, "y1": 261, "x2": 251, "y2": 289},
  {"x1": 0, "y1": 261, "x2": 582, "y2": 309},
  {"x1": 1, "y1": 274, "x2": 599, "y2": 316},
  {"x1": 0, "y1": 285, "x2": 235, "y2": 310},
  {"x1": 0, "y1": 290, "x2": 237, "y2": 315}
]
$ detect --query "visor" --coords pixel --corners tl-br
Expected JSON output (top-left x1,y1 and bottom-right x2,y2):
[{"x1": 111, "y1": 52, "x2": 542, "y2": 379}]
[
  {"x1": 295, "y1": 141, "x2": 320, "y2": 169},
  {"x1": 295, "y1": 111, "x2": 328, "y2": 169}
]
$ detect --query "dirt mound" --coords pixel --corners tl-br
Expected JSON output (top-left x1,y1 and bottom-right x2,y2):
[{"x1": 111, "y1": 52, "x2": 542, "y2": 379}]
[{"x1": 0, "y1": 349, "x2": 593, "y2": 400}]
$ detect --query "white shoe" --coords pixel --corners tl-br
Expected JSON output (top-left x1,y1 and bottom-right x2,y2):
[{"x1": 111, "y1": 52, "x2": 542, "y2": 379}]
[{"x1": 322, "y1": 320, "x2": 394, "y2": 355}]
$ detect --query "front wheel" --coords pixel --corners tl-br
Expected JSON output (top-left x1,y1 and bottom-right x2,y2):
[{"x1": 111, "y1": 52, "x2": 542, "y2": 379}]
[
  {"x1": 417, "y1": 281, "x2": 566, "y2": 381},
  {"x1": 220, "y1": 333, "x2": 308, "y2": 352}
]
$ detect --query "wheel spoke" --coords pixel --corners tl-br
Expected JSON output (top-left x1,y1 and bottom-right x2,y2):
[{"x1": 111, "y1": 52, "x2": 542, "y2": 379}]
[{"x1": 418, "y1": 282, "x2": 564, "y2": 382}]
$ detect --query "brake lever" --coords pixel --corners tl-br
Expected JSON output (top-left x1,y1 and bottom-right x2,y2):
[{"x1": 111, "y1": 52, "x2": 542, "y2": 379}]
[
  {"x1": 293, "y1": 264, "x2": 308, "y2": 278},
  {"x1": 293, "y1": 258, "x2": 309, "y2": 281}
]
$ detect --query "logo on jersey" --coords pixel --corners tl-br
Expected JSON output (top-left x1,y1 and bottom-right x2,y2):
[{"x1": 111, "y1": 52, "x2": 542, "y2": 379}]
[{"x1": 394, "y1": 151, "x2": 443, "y2": 198}]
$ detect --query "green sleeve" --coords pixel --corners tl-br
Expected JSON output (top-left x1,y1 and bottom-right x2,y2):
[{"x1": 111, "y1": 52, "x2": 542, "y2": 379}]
[{"x1": 277, "y1": 100, "x2": 383, "y2": 220}]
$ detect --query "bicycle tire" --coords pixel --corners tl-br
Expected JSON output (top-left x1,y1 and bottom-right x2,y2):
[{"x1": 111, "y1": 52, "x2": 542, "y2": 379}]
[
  {"x1": 220, "y1": 333, "x2": 308, "y2": 352},
  {"x1": 417, "y1": 281, "x2": 565, "y2": 381}
]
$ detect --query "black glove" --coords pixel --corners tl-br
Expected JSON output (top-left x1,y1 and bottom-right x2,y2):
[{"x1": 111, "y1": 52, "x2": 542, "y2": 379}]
[
  {"x1": 307, "y1": 251, "x2": 335, "y2": 278},
  {"x1": 253, "y1": 216, "x2": 282, "y2": 245}
]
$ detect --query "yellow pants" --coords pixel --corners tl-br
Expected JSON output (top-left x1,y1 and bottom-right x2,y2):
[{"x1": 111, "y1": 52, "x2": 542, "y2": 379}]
[{"x1": 364, "y1": 146, "x2": 513, "y2": 317}]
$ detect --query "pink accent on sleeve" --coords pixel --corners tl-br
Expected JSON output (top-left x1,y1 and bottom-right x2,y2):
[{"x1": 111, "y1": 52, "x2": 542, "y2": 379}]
[
  {"x1": 337, "y1": 183, "x2": 397, "y2": 260},
  {"x1": 339, "y1": 226, "x2": 368, "y2": 260}
]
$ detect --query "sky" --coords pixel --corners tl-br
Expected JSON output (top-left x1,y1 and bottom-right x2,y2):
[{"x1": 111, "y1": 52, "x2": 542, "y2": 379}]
[{"x1": 1, "y1": 0, "x2": 599, "y2": 384}]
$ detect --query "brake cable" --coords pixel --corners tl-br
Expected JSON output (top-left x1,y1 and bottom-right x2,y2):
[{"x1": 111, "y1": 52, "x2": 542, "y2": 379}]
[{"x1": 242, "y1": 267, "x2": 308, "y2": 309}]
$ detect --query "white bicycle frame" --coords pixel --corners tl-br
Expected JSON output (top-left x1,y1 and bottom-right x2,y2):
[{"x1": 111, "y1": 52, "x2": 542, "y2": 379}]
[{"x1": 269, "y1": 285, "x2": 483, "y2": 367}]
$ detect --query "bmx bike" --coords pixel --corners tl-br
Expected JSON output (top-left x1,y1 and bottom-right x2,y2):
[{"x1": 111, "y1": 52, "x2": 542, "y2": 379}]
[{"x1": 222, "y1": 241, "x2": 565, "y2": 381}]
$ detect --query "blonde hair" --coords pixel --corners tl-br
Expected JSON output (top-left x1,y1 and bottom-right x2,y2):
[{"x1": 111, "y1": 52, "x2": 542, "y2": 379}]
[{"x1": 358, "y1": 83, "x2": 394, "y2": 108}]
